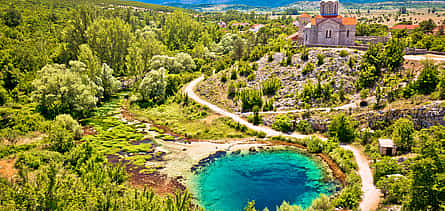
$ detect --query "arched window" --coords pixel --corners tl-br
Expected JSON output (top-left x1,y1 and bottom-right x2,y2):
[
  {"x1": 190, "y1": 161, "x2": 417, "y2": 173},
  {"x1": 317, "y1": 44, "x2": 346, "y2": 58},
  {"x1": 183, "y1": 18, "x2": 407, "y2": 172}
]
[
  {"x1": 329, "y1": 30, "x2": 332, "y2": 38},
  {"x1": 326, "y1": 30, "x2": 328, "y2": 38},
  {"x1": 347, "y1": 30, "x2": 350, "y2": 37}
]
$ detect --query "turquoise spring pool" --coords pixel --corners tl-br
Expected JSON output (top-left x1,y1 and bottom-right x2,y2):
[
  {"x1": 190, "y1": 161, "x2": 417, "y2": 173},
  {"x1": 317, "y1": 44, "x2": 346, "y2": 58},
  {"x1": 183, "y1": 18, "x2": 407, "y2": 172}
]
[{"x1": 192, "y1": 151, "x2": 335, "y2": 211}]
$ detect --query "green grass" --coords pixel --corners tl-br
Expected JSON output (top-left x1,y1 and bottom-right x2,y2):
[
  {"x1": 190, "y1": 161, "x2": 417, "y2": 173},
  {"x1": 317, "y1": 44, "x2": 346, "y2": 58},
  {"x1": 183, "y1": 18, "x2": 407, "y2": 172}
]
[{"x1": 131, "y1": 103, "x2": 252, "y2": 140}]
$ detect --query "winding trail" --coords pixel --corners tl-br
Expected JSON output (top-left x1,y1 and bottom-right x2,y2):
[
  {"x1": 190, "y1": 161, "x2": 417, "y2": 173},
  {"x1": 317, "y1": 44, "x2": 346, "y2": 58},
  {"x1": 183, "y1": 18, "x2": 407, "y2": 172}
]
[
  {"x1": 184, "y1": 76, "x2": 380, "y2": 211},
  {"x1": 342, "y1": 145, "x2": 381, "y2": 211}
]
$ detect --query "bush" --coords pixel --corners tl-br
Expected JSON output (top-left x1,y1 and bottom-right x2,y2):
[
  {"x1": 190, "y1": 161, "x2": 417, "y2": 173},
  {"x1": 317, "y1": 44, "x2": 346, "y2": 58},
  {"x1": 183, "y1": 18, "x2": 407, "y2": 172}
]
[
  {"x1": 263, "y1": 98, "x2": 274, "y2": 111},
  {"x1": 373, "y1": 156, "x2": 401, "y2": 183},
  {"x1": 328, "y1": 114, "x2": 355, "y2": 143},
  {"x1": 247, "y1": 73, "x2": 256, "y2": 81},
  {"x1": 239, "y1": 88, "x2": 263, "y2": 112},
  {"x1": 261, "y1": 77, "x2": 282, "y2": 95},
  {"x1": 54, "y1": 114, "x2": 82, "y2": 139},
  {"x1": 305, "y1": 136, "x2": 324, "y2": 153},
  {"x1": 15, "y1": 150, "x2": 62, "y2": 170},
  {"x1": 220, "y1": 74, "x2": 227, "y2": 83},
  {"x1": 339, "y1": 50, "x2": 348, "y2": 57},
  {"x1": 0, "y1": 86, "x2": 8, "y2": 105},
  {"x1": 295, "y1": 120, "x2": 313, "y2": 134},
  {"x1": 230, "y1": 69, "x2": 238, "y2": 80},
  {"x1": 316, "y1": 53, "x2": 324, "y2": 66},
  {"x1": 334, "y1": 184, "x2": 362, "y2": 209},
  {"x1": 302, "y1": 63, "x2": 315, "y2": 75},
  {"x1": 416, "y1": 60, "x2": 439, "y2": 94},
  {"x1": 227, "y1": 81, "x2": 237, "y2": 98},
  {"x1": 247, "y1": 108, "x2": 262, "y2": 125},
  {"x1": 272, "y1": 114, "x2": 293, "y2": 133},
  {"x1": 47, "y1": 125, "x2": 75, "y2": 153},
  {"x1": 301, "y1": 49, "x2": 309, "y2": 61}
]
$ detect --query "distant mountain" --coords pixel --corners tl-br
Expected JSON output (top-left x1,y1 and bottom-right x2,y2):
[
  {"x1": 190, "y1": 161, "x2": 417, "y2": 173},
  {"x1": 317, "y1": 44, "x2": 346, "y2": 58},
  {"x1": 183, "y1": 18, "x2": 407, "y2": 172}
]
[{"x1": 134, "y1": 0, "x2": 430, "y2": 8}]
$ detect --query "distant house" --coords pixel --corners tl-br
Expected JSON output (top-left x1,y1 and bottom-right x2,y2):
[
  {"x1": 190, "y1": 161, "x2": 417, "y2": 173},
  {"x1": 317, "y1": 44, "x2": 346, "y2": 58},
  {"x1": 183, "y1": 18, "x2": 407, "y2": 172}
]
[
  {"x1": 433, "y1": 25, "x2": 445, "y2": 35},
  {"x1": 231, "y1": 22, "x2": 250, "y2": 27},
  {"x1": 250, "y1": 24, "x2": 265, "y2": 33},
  {"x1": 390, "y1": 25, "x2": 420, "y2": 31},
  {"x1": 378, "y1": 139, "x2": 397, "y2": 156},
  {"x1": 218, "y1": 21, "x2": 227, "y2": 28}
]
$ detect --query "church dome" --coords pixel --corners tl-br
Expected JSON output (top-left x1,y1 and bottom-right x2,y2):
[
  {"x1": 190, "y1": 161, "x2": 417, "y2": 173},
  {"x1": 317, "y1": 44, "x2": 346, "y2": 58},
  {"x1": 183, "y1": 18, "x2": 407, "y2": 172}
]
[{"x1": 320, "y1": 0, "x2": 339, "y2": 16}]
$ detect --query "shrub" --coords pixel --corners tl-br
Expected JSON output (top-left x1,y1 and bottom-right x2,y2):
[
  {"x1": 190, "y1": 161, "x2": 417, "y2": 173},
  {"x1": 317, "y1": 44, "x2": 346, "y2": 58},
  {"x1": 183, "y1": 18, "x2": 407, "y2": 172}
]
[
  {"x1": 261, "y1": 77, "x2": 282, "y2": 96},
  {"x1": 316, "y1": 53, "x2": 324, "y2": 66},
  {"x1": 227, "y1": 81, "x2": 237, "y2": 98},
  {"x1": 239, "y1": 88, "x2": 263, "y2": 111},
  {"x1": 268, "y1": 53, "x2": 273, "y2": 62},
  {"x1": 47, "y1": 125, "x2": 75, "y2": 153},
  {"x1": 301, "y1": 49, "x2": 309, "y2": 61},
  {"x1": 328, "y1": 114, "x2": 355, "y2": 143},
  {"x1": 339, "y1": 50, "x2": 349, "y2": 57},
  {"x1": 391, "y1": 118, "x2": 414, "y2": 153},
  {"x1": 15, "y1": 150, "x2": 62, "y2": 170},
  {"x1": 334, "y1": 184, "x2": 362, "y2": 209},
  {"x1": 0, "y1": 86, "x2": 8, "y2": 105},
  {"x1": 54, "y1": 114, "x2": 82, "y2": 139},
  {"x1": 373, "y1": 156, "x2": 401, "y2": 182},
  {"x1": 416, "y1": 60, "x2": 439, "y2": 94},
  {"x1": 295, "y1": 120, "x2": 313, "y2": 134},
  {"x1": 220, "y1": 74, "x2": 227, "y2": 83},
  {"x1": 305, "y1": 136, "x2": 324, "y2": 153},
  {"x1": 263, "y1": 98, "x2": 274, "y2": 111},
  {"x1": 247, "y1": 73, "x2": 256, "y2": 81},
  {"x1": 272, "y1": 114, "x2": 293, "y2": 133},
  {"x1": 230, "y1": 69, "x2": 238, "y2": 80},
  {"x1": 302, "y1": 63, "x2": 315, "y2": 75}
]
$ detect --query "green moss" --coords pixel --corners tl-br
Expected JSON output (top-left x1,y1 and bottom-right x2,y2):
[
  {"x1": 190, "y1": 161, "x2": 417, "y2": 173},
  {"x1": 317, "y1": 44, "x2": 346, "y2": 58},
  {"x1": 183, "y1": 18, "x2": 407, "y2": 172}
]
[{"x1": 131, "y1": 103, "x2": 251, "y2": 140}]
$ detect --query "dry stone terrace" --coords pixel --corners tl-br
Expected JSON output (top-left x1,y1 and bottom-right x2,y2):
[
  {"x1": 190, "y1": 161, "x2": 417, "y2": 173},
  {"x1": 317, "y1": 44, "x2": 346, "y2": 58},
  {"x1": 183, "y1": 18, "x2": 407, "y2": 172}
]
[{"x1": 199, "y1": 48, "x2": 363, "y2": 112}]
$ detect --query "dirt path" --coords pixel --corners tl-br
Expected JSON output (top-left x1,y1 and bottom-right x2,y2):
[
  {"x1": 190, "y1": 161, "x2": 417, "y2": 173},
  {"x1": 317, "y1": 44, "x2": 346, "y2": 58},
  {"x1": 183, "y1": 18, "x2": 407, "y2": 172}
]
[
  {"x1": 404, "y1": 54, "x2": 445, "y2": 62},
  {"x1": 341, "y1": 145, "x2": 381, "y2": 211},
  {"x1": 185, "y1": 76, "x2": 380, "y2": 211}
]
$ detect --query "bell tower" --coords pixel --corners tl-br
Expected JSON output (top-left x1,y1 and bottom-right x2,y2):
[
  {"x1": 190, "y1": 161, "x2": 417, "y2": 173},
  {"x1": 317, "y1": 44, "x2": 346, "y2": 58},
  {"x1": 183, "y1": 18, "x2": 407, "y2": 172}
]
[{"x1": 320, "y1": 0, "x2": 338, "y2": 17}]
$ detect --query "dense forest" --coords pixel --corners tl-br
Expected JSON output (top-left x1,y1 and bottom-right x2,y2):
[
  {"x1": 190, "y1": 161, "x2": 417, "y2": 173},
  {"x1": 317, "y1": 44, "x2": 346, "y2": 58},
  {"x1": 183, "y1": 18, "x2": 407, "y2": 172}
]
[{"x1": 0, "y1": 0, "x2": 444, "y2": 210}]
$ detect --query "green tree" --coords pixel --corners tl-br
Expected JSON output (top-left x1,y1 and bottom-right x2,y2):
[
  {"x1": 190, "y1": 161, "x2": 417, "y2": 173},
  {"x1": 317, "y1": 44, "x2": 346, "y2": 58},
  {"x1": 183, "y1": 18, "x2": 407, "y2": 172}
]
[
  {"x1": 32, "y1": 63, "x2": 98, "y2": 119},
  {"x1": 125, "y1": 30, "x2": 166, "y2": 80},
  {"x1": 373, "y1": 156, "x2": 401, "y2": 182},
  {"x1": 328, "y1": 114, "x2": 355, "y2": 143},
  {"x1": 77, "y1": 44, "x2": 101, "y2": 79},
  {"x1": 95, "y1": 64, "x2": 120, "y2": 100},
  {"x1": 419, "y1": 19, "x2": 436, "y2": 33},
  {"x1": 376, "y1": 175, "x2": 410, "y2": 204},
  {"x1": 138, "y1": 68, "x2": 167, "y2": 102},
  {"x1": 384, "y1": 38, "x2": 405, "y2": 72},
  {"x1": 86, "y1": 17, "x2": 132, "y2": 73},
  {"x1": 416, "y1": 60, "x2": 439, "y2": 94},
  {"x1": 391, "y1": 118, "x2": 415, "y2": 152},
  {"x1": 363, "y1": 43, "x2": 383, "y2": 72}
]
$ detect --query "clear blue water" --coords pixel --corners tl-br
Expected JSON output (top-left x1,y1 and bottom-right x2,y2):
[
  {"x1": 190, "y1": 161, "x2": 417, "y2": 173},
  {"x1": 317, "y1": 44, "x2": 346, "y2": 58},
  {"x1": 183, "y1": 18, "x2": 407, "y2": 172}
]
[{"x1": 193, "y1": 151, "x2": 335, "y2": 211}]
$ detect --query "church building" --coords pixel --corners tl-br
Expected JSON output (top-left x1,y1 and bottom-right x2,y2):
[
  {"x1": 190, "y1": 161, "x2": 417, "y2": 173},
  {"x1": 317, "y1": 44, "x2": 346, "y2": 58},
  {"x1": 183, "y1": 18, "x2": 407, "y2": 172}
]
[{"x1": 299, "y1": 0, "x2": 356, "y2": 46}]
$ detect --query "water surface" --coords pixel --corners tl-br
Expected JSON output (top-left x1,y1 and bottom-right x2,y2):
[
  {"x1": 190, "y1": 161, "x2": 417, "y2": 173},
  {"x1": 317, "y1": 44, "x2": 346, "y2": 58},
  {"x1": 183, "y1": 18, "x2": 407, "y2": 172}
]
[{"x1": 193, "y1": 151, "x2": 334, "y2": 211}]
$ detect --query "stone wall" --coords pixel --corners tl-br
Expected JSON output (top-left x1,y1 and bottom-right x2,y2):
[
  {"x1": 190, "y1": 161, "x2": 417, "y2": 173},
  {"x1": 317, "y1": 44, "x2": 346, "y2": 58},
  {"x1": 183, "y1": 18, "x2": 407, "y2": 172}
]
[{"x1": 263, "y1": 103, "x2": 444, "y2": 133}]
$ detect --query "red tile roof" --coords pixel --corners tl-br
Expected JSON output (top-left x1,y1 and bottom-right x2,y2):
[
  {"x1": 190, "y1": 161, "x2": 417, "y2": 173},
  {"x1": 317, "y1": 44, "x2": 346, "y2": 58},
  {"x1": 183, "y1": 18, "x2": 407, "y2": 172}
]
[
  {"x1": 342, "y1": 17, "x2": 357, "y2": 25},
  {"x1": 390, "y1": 25, "x2": 420, "y2": 30},
  {"x1": 300, "y1": 13, "x2": 310, "y2": 18}
]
